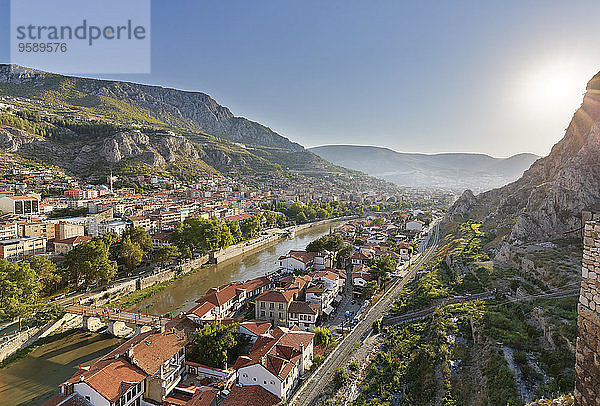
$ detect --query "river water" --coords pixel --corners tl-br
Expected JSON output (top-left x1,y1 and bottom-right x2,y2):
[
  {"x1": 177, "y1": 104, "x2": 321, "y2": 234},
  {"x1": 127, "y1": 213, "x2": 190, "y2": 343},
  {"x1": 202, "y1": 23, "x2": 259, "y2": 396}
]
[{"x1": 0, "y1": 220, "x2": 340, "y2": 406}]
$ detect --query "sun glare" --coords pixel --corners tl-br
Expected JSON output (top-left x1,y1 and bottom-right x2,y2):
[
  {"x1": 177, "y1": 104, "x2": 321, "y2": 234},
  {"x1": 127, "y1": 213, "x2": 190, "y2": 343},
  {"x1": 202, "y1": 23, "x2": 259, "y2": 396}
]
[{"x1": 518, "y1": 61, "x2": 593, "y2": 119}]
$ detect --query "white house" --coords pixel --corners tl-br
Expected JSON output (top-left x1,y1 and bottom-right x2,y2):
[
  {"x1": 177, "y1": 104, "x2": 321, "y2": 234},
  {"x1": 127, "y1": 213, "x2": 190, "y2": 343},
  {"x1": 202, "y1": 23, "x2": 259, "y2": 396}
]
[
  {"x1": 235, "y1": 327, "x2": 314, "y2": 401},
  {"x1": 406, "y1": 220, "x2": 424, "y2": 232}
]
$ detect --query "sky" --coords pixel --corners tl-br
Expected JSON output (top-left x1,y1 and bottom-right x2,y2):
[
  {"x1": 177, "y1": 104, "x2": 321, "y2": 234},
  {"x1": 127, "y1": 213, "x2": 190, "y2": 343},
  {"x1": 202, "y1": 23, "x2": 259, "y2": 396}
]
[{"x1": 1, "y1": 0, "x2": 600, "y2": 157}]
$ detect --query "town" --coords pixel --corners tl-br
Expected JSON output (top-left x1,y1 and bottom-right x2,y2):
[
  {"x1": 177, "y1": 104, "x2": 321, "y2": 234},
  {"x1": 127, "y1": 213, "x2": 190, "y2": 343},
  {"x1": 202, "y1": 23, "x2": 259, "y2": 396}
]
[{"x1": 0, "y1": 152, "x2": 443, "y2": 406}]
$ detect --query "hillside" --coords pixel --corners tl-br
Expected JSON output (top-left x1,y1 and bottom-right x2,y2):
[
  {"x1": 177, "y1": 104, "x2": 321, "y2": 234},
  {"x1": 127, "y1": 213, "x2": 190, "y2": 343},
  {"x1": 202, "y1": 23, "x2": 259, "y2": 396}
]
[
  {"x1": 445, "y1": 69, "x2": 600, "y2": 250},
  {"x1": 0, "y1": 65, "x2": 384, "y2": 189},
  {"x1": 310, "y1": 145, "x2": 538, "y2": 192}
]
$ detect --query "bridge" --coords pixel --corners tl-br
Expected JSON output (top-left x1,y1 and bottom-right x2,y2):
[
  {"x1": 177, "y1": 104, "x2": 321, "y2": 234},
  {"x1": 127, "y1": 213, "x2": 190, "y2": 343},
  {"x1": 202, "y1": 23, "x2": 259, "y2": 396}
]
[{"x1": 65, "y1": 303, "x2": 172, "y2": 337}]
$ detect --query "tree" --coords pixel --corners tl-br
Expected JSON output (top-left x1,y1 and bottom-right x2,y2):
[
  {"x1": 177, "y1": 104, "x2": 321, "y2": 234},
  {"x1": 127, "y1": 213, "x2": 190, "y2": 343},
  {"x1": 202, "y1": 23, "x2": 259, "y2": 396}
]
[
  {"x1": 226, "y1": 220, "x2": 242, "y2": 243},
  {"x1": 371, "y1": 217, "x2": 385, "y2": 227},
  {"x1": 63, "y1": 239, "x2": 117, "y2": 286},
  {"x1": 333, "y1": 367, "x2": 349, "y2": 389},
  {"x1": 154, "y1": 245, "x2": 180, "y2": 265},
  {"x1": 370, "y1": 254, "x2": 398, "y2": 283},
  {"x1": 263, "y1": 211, "x2": 278, "y2": 228},
  {"x1": 313, "y1": 326, "x2": 334, "y2": 347},
  {"x1": 120, "y1": 235, "x2": 143, "y2": 272},
  {"x1": 189, "y1": 323, "x2": 241, "y2": 369},
  {"x1": 240, "y1": 214, "x2": 262, "y2": 240},
  {"x1": 336, "y1": 245, "x2": 355, "y2": 267},
  {"x1": 123, "y1": 227, "x2": 151, "y2": 254},
  {"x1": 362, "y1": 281, "x2": 378, "y2": 300},
  {"x1": 27, "y1": 256, "x2": 60, "y2": 294},
  {"x1": 0, "y1": 260, "x2": 41, "y2": 328}
]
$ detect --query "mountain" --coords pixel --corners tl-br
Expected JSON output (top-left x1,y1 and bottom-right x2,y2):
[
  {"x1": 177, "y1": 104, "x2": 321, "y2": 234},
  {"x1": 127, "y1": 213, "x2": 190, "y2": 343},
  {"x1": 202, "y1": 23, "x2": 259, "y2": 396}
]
[
  {"x1": 310, "y1": 145, "x2": 539, "y2": 191},
  {"x1": 0, "y1": 65, "x2": 302, "y2": 150},
  {"x1": 0, "y1": 65, "x2": 390, "y2": 189},
  {"x1": 445, "y1": 70, "x2": 600, "y2": 247}
]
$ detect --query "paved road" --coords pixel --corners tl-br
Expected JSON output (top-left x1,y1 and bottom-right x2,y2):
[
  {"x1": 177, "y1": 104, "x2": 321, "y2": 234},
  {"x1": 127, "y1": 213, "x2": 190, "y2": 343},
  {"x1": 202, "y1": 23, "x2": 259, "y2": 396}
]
[{"x1": 290, "y1": 223, "x2": 441, "y2": 406}]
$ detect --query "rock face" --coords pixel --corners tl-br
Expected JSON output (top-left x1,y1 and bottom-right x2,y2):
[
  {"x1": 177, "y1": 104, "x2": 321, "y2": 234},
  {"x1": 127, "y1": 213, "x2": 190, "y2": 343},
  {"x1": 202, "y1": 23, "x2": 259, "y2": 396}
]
[
  {"x1": 0, "y1": 64, "x2": 303, "y2": 151},
  {"x1": 445, "y1": 71, "x2": 600, "y2": 245}
]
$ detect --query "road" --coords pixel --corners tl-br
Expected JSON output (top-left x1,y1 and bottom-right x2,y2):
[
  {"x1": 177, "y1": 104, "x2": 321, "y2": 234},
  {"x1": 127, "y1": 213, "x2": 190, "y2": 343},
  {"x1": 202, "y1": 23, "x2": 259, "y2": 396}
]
[{"x1": 289, "y1": 222, "x2": 441, "y2": 406}]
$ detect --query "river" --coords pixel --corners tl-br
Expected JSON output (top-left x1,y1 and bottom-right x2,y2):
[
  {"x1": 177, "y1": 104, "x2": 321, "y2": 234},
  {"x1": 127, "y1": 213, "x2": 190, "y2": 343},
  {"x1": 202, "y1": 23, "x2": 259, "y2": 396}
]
[{"x1": 0, "y1": 220, "x2": 341, "y2": 406}]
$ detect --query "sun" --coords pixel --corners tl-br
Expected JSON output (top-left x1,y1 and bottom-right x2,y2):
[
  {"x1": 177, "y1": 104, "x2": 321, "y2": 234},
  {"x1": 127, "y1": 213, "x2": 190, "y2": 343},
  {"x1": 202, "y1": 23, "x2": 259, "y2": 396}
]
[{"x1": 517, "y1": 61, "x2": 592, "y2": 119}]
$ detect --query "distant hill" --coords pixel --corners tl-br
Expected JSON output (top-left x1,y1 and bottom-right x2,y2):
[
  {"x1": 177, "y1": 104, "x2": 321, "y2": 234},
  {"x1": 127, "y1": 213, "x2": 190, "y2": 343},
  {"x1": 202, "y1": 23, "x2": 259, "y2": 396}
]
[{"x1": 309, "y1": 145, "x2": 539, "y2": 192}]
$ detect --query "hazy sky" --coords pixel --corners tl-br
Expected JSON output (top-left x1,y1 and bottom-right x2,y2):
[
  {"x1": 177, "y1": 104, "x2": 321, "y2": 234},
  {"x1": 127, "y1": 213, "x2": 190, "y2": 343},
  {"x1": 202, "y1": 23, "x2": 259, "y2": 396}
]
[{"x1": 2, "y1": 0, "x2": 600, "y2": 157}]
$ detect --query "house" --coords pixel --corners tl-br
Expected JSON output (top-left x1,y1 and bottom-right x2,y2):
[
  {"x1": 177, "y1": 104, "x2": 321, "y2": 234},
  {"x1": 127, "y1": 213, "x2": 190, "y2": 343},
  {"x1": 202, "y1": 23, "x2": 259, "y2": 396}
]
[
  {"x1": 0, "y1": 236, "x2": 46, "y2": 262},
  {"x1": 406, "y1": 220, "x2": 424, "y2": 232},
  {"x1": 278, "y1": 251, "x2": 331, "y2": 272},
  {"x1": 58, "y1": 324, "x2": 188, "y2": 406},
  {"x1": 287, "y1": 301, "x2": 320, "y2": 331},
  {"x1": 187, "y1": 277, "x2": 273, "y2": 324},
  {"x1": 163, "y1": 385, "x2": 218, "y2": 406},
  {"x1": 255, "y1": 290, "x2": 296, "y2": 327},
  {"x1": 234, "y1": 327, "x2": 314, "y2": 401},
  {"x1": 351, "y1": 265, "x2": 375, "y2": 296},
  {"x1": 98, "y1": 220, "x2": 128, "y2": 236},
  {"x1": 350, "y1": 251, "x2": 372, "y2": 266},
  {"x1": 150, "y1": 210, "x2": 179, "y2": 232},
  {"x1": 238, "y1": 320, "x2": 272, "y2": 343},
  {"x1": 54, "y1": 236, "x2": 92, "y2": 256},
  {"x1": 151, "y1": 232, "x2": 172, "y2": 249},
  {"x1": 0, "y1": 195, "x2": 40, "y2": 216},
  {"x1": 222, "y1": 385, "x2": 280, "y2": 406}
]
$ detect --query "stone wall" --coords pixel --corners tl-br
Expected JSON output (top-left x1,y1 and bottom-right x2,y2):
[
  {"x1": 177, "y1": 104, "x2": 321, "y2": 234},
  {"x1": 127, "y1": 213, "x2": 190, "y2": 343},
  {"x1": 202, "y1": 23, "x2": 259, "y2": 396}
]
[{"x1": 575, "y1": 214, "x2": 600, "y2": 405}]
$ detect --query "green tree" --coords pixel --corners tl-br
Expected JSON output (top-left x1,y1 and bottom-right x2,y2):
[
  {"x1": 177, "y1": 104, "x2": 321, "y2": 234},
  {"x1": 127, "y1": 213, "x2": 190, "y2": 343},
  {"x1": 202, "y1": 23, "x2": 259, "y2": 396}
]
[
  {"x1": 120, "y1": 235, "x2": 143, "y2": 272},
  {"x1": 336, "y1": 245, "x2": 355, "y2": 267},
  {"x1": 371, "y1": 217, "x2": 385, "y2": 227},
  {"x1": 313, "y1": 326, "x2": 334, "y2": 347},
  {"x1": 63, "y1": 239, "x2": 117, "y2": 286},
  {"x1": 189, "y1": 323, "x2": 240, "y2": 369},
  {"x1": 370, "y1": 254, "x2": 398, "y2": 283},
  {"x1": 333, "y1": 367, "x2": 349, "y2": 389},
  {"x1": 0, "y1": 260, "x2": 41, "y2": 328},
  {"x1": 226, "y1": 220, "x2": 243, "y2": 243},
  {"x1": 240, "y1": 214, "x2": 262, "y2": 240},
  {"x1": 123, "y1": 227, "x2": 152, "y2": 254},
  {"x1": 362, "y1": 281, "x2": 379, "y2": 300},
  {"x1": 27, "y1": 256, "x2": 60, "y2": 295},
  {"x1": 154, "y1": 245, "x2": 180, "y2": 265}
]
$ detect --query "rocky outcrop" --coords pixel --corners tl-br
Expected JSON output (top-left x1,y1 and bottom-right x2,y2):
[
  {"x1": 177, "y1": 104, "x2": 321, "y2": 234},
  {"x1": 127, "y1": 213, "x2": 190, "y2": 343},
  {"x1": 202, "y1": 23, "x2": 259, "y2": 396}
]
[
  {"x1": 0, "y1": 64, "x2": 303, "y2": 151},
  {"x1": 445, "y1": 71, "x2": 600, "y2": 246}
]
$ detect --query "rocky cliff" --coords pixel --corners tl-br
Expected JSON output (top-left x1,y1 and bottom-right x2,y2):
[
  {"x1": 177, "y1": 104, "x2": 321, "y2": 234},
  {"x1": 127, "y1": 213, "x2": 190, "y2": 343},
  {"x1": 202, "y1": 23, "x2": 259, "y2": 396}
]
[
  {"x1": 0, "y1": 64, "x2": 302, "y2": 150},
  {"x1": 445, "y1": 71, "x2": 600, "y2": 245}
]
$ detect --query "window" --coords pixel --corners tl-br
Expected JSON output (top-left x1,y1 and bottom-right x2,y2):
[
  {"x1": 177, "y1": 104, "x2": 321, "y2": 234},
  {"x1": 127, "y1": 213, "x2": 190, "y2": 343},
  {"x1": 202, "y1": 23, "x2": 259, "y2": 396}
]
[
  {"x1": 260, "y1": 302, "x2": 265, "y2": 308},
  {"x1": 243, "y1": 373, "x2": 248, "y2": 378},
  {"x1": 270, "y1": 380, "x2": 275, "y2": 385},
  {"x1": 269, "y1": 303, "x2": 274, "y2": 309},
  {"x1": 264, "y1": 380, "x2": 267, "y2": 384},
  {"x1": 270, "y1": 312, "x2": 273, "y2": 317},
  {"x1": 279, "y1": 312, "x2": 283, "y2": 319},
  {"x1": 253, "y1": 377, "x2": 257, "y2": 381},
  {"x1": 279, "y1": 303, "x2": 283, "y2": 309},
  {"x1": 260, "y1": 311, "x2": 265, "y2": 317}
]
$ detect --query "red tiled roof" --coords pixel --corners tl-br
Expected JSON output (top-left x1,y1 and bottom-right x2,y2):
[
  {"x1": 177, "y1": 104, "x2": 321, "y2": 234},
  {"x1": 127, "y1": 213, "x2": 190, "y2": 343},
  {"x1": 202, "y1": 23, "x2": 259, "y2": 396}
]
[
  {"x1": 256, "y1": 289, "x2": 295, "y2": 303},
  {"x1": 223, "y1": 385, "x2": 280, "y2": 406},
  {"x1": 55, "y1": 236, "x2": 92, "y2": 245},
  {"x1": 239, "y1": 320, "x2": 271, "y2": 336}
]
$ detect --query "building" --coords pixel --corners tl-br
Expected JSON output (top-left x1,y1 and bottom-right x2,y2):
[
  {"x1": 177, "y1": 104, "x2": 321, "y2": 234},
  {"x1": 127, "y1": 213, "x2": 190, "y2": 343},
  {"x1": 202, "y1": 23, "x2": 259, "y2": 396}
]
[
  {"x1": 0, "y1": 195, "x2": 40, "y2": 216},
  {"x1": 0, "y1": 222, "x2": 17, "y2": 240},
  {"x1": 18, "y1": 221, "x2": 55, "y2": 239},
  {"x1": 98, "y1": 220, "x2": 128, "y2": 236},
  {"x1": 58, "y1": 324, "x2": 188, "y2": 406},
  {"x1": 54, "y1": 236, "x2": 92, "y2": 255},
  {"x1": 287, "y1": 301, "x2": 320, "y2": 331},
  {"x1": 55, "y1": 221, "x2": 86, "y2": 241},
  {"x1": 405, "y1": 220, "x2": 424, "y2": 232},
  {"x1": 234, "y1": 326, "x2": 314, "y2": 401},
  {"x1": 0, "y1": 236, "x2": 46, "y2": 262},
  {"x1": 255, "y1": 290, "x2": 296, "y2": 327},
  {"x1": 127, "y1": 216, "x2": 152, "y2": 232},
  {"x1": 150, "y1": 210, "x2": 179, "y2": 232},
  {"x1": 277, "y1": 251, "x2": 330, "y2": 272},
  {"x1": 222, "y1": 385, "x2": 280, "y2": 406}
]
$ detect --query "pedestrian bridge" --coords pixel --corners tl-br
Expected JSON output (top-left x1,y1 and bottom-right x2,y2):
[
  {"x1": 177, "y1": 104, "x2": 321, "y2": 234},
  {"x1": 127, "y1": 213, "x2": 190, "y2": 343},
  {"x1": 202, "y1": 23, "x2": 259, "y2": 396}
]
[{"x1": 65, "y1": 303, "x2": 171, "y2": 337}]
